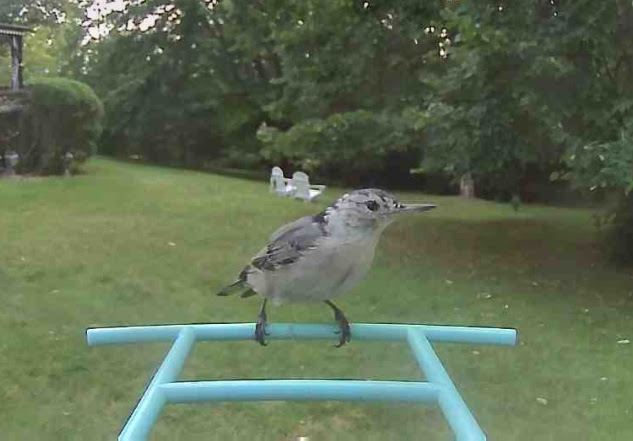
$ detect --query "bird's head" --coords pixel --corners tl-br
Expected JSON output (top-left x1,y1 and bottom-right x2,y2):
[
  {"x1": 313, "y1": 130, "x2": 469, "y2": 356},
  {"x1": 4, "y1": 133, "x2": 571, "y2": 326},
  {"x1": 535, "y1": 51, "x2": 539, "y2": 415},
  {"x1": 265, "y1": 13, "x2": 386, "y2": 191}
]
[{"x1": 323, "y1": 188, "x2": 436, "y2": 232}]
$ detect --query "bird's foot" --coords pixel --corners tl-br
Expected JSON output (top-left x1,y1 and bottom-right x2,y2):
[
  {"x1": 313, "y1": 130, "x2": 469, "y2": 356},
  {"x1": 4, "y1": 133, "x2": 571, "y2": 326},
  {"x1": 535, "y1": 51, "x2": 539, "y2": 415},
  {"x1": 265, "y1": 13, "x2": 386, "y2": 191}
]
[
  {"x1": 333, "y1": 309, "x2": 351, "y2": 347},
  {"x1": 325, "y1": 300, "x2": 351, "y2": 347},
  {"x1": 255, "y1": 299, "x2": 269, "y2": 346},
  {"x1": 255, "y1": 313, "x2": 268, "y2": 346}
]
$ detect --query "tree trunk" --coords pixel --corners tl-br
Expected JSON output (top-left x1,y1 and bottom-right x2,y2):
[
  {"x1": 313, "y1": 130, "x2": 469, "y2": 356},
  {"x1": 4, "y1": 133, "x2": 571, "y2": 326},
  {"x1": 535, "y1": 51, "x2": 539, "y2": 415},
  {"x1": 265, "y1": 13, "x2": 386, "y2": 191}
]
[{"x1": 460, "y1": 172, "x2": 475, "y2": 198}]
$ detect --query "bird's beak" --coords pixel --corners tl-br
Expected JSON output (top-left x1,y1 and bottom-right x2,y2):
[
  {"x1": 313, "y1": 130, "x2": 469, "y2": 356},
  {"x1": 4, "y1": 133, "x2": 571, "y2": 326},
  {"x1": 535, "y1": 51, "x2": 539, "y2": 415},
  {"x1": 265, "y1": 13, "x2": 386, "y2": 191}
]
[{"x1": 396, "y1": 203, "x2": 437, "y2": 214}]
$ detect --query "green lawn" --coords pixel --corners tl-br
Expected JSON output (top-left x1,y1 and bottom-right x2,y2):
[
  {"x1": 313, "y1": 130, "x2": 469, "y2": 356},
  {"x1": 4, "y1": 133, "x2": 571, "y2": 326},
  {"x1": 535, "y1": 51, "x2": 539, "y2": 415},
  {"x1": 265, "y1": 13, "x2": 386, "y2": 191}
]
[{"x1": 1, "y1": 158, "x2": 631, "y2": 440}]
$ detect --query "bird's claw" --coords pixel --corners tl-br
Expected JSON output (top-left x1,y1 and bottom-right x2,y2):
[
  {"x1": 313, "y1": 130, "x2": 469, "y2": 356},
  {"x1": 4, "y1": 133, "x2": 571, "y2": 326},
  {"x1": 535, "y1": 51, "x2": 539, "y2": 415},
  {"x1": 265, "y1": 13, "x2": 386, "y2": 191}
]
[
  {"x1": 254, "y1": 299, "x2": 269, "y2": 346},
  {"x1": 255, "y1": 319, "x2": 268, "y2": 346},
  {"x1": 255, "y1": 310, "x2": 268, "y2": 346},
  {"x1": 324, "y1": 300, "x2": 351, "y2": 347}
]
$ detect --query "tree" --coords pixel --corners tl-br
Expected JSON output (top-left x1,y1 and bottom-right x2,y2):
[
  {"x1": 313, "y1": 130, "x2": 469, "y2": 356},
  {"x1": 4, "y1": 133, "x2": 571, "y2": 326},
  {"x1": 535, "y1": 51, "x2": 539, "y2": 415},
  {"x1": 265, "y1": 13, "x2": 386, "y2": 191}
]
[
  {"x1": 55, "y1": 2, "x2": 633, "y2": 205},
  {"x1": 0, "y1": 1, "x2": 68, "y2": 25},
  {"x1": 548, "y1": 0, "x2": 633, "y2": 263},
  {"x1": 64, "y1": 0, "x2": 269, "y2": 165},
  {"x1": 402, "y1": 1, "x2": 570, "y2": 200}
]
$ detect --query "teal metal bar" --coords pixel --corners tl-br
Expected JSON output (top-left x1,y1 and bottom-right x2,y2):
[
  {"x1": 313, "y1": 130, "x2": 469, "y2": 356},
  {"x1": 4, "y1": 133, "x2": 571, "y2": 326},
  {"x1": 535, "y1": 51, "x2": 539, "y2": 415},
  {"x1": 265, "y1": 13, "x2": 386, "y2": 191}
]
[
  {"x1": 160, "y1": 380, "x2": 441, "y2": 403},
  {"x1": 86, "y1": 322, "x2": 516, "y2": 441},
  {"x1": 118, "y1": 326, "x2": 195, "y2": 441},
  {"x1": 87, "y1": 323, "x2": 516, "y2": 346},
  {"x1": 407, "y1": 329, "x2": 486, "y2": 441}
]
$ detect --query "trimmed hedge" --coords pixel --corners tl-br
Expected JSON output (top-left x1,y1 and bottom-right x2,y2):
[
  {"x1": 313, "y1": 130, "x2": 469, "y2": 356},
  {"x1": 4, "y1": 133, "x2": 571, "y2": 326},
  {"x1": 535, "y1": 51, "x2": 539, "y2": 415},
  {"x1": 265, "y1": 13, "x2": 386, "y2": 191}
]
[{"x1": 18, "y1": 77, "x2": 104, "y2": 174}]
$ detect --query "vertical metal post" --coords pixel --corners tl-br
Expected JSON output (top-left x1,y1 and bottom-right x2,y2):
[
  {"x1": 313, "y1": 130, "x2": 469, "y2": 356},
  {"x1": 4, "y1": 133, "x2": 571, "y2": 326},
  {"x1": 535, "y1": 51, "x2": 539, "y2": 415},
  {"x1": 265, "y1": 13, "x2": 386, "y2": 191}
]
[
  {"x1": 119, "y1": 326, "x2": 196, "y2": 441},
  {"x1": 407, "y1": 328, "x2": 486, "y2": 441},
  {"x1": 9, "y1": 35, "x2": 23, "y2": 91},
  {"x1": 16, "y1": 34, "x2": 23, "y2": 90}
]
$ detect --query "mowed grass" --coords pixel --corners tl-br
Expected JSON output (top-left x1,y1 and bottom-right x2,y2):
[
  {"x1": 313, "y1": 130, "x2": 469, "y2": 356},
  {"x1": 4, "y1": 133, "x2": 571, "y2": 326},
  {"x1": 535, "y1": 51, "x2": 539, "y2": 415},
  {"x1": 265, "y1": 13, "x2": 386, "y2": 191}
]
[{"x1": 1, "y1": 158, "x2": 632, "y2": 440}]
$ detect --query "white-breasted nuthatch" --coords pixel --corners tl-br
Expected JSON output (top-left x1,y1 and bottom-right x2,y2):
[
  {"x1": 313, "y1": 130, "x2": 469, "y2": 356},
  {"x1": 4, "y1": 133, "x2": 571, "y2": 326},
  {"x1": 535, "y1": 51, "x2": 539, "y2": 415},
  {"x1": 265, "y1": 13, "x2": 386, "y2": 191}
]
[{"x1": 218, "y1": 188, "x2": 436, "y2": 347}]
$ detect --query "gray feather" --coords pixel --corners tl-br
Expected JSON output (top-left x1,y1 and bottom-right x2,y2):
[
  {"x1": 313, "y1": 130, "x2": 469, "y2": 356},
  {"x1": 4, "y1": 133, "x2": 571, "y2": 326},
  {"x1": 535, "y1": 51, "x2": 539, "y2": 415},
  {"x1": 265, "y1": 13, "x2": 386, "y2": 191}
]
[
  {"x1": 240, "y1": 289, "x2": 257, "y2": 298},
  {"x1": 217, "y1": 279, "x2": 245, "y2": 296},
  {"x1": 251, "y1": 216, "x2": 326, "y2": 271},
  {"x1": 269, "y1": 215, "x2": 319, "y2": 241},
  {"x1": 217, "y1": 266, "x2": 251, "y2": 296}
]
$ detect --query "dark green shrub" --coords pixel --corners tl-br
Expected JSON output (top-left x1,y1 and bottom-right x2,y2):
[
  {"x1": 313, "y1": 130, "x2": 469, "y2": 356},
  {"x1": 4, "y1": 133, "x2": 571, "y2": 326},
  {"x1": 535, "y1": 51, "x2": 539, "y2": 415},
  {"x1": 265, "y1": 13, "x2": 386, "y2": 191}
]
[
  {"x1": 567, "y1": 125, "x2": 633, "y2": 265},
  {"x1": 603, "y1": 193, "x2": 633, "y2": 265},
  {"x1": 18, "y1": 77, "x2": 104, "y2": 175},
  {"x1": 258, "y1": 110, "x2": 422, "y2": 186}
]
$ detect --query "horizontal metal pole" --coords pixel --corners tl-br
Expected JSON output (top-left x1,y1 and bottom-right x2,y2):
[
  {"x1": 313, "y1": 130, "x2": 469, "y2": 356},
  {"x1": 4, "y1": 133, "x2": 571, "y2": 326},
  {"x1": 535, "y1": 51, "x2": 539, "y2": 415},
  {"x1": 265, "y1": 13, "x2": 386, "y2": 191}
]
[
  {"x1": 407, "y1": 329, "x2": 486, "y2": 441},
  {"x1": 87, "y1": 323, "x2": 517, "y2": 347},
  {"x1": 159, "y1": 380, "x2": 441, "y2": 404}
]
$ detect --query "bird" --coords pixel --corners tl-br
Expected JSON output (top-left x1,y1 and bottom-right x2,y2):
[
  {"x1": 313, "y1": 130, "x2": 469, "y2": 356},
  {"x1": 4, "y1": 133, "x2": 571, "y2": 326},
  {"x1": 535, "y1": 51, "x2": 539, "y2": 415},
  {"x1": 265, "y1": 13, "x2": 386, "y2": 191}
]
[{"x1": 217, "y1": 188, "x2": 436, "y2": 347}]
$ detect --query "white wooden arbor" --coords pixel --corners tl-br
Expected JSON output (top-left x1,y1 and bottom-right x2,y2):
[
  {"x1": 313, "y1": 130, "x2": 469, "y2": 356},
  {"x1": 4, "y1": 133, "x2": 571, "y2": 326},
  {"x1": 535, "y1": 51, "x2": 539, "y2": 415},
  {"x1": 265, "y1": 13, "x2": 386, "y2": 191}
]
[{"x1": 0, "y1": 23, "x2": 32, "y2": 91}]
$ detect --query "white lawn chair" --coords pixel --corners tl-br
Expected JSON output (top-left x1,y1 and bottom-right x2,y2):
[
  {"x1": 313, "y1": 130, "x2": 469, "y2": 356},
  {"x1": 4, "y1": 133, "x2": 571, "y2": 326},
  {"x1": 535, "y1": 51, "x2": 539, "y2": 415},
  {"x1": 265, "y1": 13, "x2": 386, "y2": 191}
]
[
  {"x1": 270, "y1": 166, "x2": 294, "y2": 196},
  {"x1": 291, "y1": 171, "x2": 326, "y2": 202}
]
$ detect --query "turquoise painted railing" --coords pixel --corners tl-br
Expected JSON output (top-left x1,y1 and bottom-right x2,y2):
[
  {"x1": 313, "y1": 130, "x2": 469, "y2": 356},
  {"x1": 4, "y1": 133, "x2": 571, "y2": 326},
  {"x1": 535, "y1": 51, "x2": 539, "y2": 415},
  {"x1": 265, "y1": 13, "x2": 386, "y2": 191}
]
[{"x1": 86, "y1": 323, "x2": 517, "y2": 441}]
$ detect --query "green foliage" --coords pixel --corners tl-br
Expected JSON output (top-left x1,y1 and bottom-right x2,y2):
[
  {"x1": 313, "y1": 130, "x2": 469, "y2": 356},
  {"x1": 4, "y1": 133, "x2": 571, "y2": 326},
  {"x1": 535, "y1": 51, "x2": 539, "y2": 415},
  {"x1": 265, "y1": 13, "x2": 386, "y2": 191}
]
[
  {"x1": 18, "y1": 77, "x2": 104, "y2": 174},
  {"x1": 259, "y1": 110, "x2": 421, "y2": 185},
  {"x1": 35, "y1": 1, "x2": 633, "y2": 187},
  {"x1": 70, "y1": 0, "x2": 269, "y2": 166},
  {"x1": 567, "y1": 118, "x2": 633, "y2": 264},
  {"x1": 22, "y1": 23, "x2": 77, "y2": 79},
  {"x1": 0, "y1": 0, "x2": 66, "y2": 24},
  {"x1": 567, "y1": 125, "x2": 633, "y2": 194},
  {"x1": 415, "y1": 1, "x2": 571, "y2": 199},
  {"x1": 602, "y1": 193, "x2": 633, "y2": 264},
  {"x1": 254, "y1": 0, "x2": 440, "y2": 120},
  {"x1": 35, "y1": 0, "x2": 633, "y2": 258},
  {"x1": 65, "y1": 0, "x2": 445, "y2": 177}
]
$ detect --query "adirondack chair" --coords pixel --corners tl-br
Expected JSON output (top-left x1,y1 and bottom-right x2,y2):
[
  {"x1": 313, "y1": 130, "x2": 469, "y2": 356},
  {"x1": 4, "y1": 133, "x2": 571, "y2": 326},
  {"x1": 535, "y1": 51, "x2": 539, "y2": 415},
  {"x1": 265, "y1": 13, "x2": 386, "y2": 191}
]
[
  {"x1": 291, "y1": 171, "x2": 325, "y2": 201},
  {"x1": 269, "y1": 166, "x2": 294, "y2": 196}
]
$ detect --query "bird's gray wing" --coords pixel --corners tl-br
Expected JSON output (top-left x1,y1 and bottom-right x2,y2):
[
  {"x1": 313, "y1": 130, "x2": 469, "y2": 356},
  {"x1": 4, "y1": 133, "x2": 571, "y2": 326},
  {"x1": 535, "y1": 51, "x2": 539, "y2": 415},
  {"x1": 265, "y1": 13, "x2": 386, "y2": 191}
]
[
  {"x1": 269, "y1": 215, "x2": 317, "y2": 241},
  {"x1": 251, "y1": 215, "x2": 326, "y2": 271}
]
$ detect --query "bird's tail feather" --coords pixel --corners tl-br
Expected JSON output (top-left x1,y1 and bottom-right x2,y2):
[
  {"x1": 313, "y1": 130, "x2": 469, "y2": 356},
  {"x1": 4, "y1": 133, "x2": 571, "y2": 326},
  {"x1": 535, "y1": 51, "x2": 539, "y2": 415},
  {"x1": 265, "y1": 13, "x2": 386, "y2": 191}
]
[
  {"x1": 217, "y1": 266, "x2": 252, "y2": 296},
  {"x1": 217, "y1": 279, "x2": 246, "y2": 296}
]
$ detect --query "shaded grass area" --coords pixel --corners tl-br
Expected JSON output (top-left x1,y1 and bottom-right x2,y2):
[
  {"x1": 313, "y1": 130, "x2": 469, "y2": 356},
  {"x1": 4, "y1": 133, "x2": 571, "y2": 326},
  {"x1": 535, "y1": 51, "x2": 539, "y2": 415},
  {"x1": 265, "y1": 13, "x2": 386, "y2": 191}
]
[{"x1": 1, "y1": 158, "x2": 632, "y2": 440}]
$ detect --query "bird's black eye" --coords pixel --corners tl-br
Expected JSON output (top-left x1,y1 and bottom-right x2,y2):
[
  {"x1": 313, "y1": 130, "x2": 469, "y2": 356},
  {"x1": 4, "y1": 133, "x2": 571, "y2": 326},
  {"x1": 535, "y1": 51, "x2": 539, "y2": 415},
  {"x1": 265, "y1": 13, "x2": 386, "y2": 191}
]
[{"x1": 365, "y1": 200, "x2": 379, "y2": 212}]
